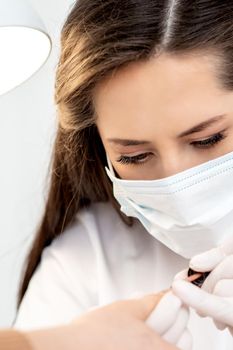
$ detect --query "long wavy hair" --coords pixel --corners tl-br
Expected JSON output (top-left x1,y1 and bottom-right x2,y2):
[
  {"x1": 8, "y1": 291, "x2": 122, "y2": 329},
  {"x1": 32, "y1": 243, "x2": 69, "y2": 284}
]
[{"x1": 18, "y1": 0, "x2": 233, "y2": 305}]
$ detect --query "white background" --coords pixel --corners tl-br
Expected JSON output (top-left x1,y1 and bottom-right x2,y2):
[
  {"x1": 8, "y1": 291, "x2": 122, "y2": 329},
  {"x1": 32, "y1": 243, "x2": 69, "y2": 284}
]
[{"x1": 0, "y1": 0, "x2": 74, "y2": 326}]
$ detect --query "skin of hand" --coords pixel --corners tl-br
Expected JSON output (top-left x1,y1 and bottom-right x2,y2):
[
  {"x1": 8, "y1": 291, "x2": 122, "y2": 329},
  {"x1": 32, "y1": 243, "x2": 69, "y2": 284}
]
[
  {"x1": 25, "y1": 292, "x2": 181, "y2": 350},
  {"x1": 172, "y1": 235, "x2": 233, "y2": 336}
]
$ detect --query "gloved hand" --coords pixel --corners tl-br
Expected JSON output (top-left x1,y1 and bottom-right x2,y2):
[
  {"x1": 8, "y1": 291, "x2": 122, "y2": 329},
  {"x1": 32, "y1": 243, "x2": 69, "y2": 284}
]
[
  {"x1": 172, "y1": 235, "x2": 233, "y2": 336},
  {"x1": 146, "y1": 290, "x2": 192, "y2": 350}
]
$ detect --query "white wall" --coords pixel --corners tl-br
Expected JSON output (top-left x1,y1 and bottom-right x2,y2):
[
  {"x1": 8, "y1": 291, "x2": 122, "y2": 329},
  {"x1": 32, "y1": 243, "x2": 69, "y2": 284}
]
[{"x1": 0, "y1": 0, "x2": 74, "y2": 327}]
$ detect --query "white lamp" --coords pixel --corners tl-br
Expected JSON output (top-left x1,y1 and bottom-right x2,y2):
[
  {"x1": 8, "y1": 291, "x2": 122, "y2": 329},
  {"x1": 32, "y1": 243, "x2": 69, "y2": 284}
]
[{"x1": 0, "y1": 0, "x2": 52, "y2": 96}]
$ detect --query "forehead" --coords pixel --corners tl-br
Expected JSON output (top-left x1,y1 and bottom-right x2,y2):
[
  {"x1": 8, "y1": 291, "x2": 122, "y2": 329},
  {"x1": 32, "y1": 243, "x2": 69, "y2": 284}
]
[{"x1": 93, "y1": 52, "x2": 228, "y2": 136}]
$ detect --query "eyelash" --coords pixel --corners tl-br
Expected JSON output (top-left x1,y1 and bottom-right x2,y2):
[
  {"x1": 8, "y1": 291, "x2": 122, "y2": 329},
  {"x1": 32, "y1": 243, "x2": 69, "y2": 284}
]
[{"x1": 116, "y1": 132, "x2": 227, "y2": 165}]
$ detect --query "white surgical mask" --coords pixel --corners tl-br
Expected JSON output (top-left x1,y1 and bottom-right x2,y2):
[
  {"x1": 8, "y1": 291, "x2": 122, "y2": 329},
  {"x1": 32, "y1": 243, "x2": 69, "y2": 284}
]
[{"x1": 105, "y1": 150, "x2": 233, "y2": 259}]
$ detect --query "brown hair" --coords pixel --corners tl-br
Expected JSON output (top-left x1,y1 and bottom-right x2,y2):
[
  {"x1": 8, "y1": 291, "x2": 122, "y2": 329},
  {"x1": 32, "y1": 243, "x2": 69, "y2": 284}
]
[{"x1": 18, "y1": 0, "x2": 233, "y2": 305}]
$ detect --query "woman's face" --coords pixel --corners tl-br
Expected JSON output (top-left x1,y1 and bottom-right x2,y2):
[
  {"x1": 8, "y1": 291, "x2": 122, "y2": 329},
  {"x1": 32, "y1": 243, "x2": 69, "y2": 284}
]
[{"x1": 94, "y1": 52, "x2": 233, "y2": 180}]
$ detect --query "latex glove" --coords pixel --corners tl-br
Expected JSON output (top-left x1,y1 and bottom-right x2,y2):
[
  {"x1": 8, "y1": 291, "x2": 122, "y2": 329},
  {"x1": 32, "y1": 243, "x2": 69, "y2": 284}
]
[
  {"x1": 172, "y1": 235, "x2": 233, "y2": 336},
  {"x1": 146, "y1": 290, "x2": 192, "y2": 350}
]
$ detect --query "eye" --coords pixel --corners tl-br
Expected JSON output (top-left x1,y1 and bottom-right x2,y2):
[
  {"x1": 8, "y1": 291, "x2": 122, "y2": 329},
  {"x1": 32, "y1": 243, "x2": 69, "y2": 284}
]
[
  {"x1": 190, "y1": 132, "x2": 226, "y2": 149},
  {"x1": 116, "y1": 152, "x2": 152, "y2": 165},
  {"x1": 116, "y1": 132, "x2": 227, "y2": 166}
]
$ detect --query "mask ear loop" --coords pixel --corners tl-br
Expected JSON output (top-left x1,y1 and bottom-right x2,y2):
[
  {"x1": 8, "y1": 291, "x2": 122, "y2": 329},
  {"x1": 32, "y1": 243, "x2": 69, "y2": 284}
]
[{"x1": 106, "y1": 153, "x2": 116, "y2": 175}]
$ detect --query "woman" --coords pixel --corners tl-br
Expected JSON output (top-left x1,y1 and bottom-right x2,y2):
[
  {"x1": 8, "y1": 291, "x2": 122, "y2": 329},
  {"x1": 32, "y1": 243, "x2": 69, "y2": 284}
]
[{"x1": 14, "y1": 0, "x2": 233, "y2": 349}]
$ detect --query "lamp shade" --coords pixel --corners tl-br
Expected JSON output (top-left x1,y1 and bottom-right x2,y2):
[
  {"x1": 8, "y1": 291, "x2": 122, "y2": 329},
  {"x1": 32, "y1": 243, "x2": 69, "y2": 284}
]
[{"x1": 0, "y1": 0, "x2": 52, "y2": 96}]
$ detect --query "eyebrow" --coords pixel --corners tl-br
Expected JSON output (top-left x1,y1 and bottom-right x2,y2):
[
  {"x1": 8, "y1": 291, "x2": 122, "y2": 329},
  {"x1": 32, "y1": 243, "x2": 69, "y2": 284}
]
[
  {"x1": 107, "y1": 114, "x2": 226, "y2": 146},
  {"x1": 177, "y1": 114, "x2": 226, "y2": 138}
]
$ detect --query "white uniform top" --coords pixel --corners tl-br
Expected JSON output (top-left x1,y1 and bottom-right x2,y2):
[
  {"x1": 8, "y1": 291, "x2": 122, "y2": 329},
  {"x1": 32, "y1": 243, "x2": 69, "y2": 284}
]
[{"x1": 14, "y1": 202, "x2": 233, "y2": 349}]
